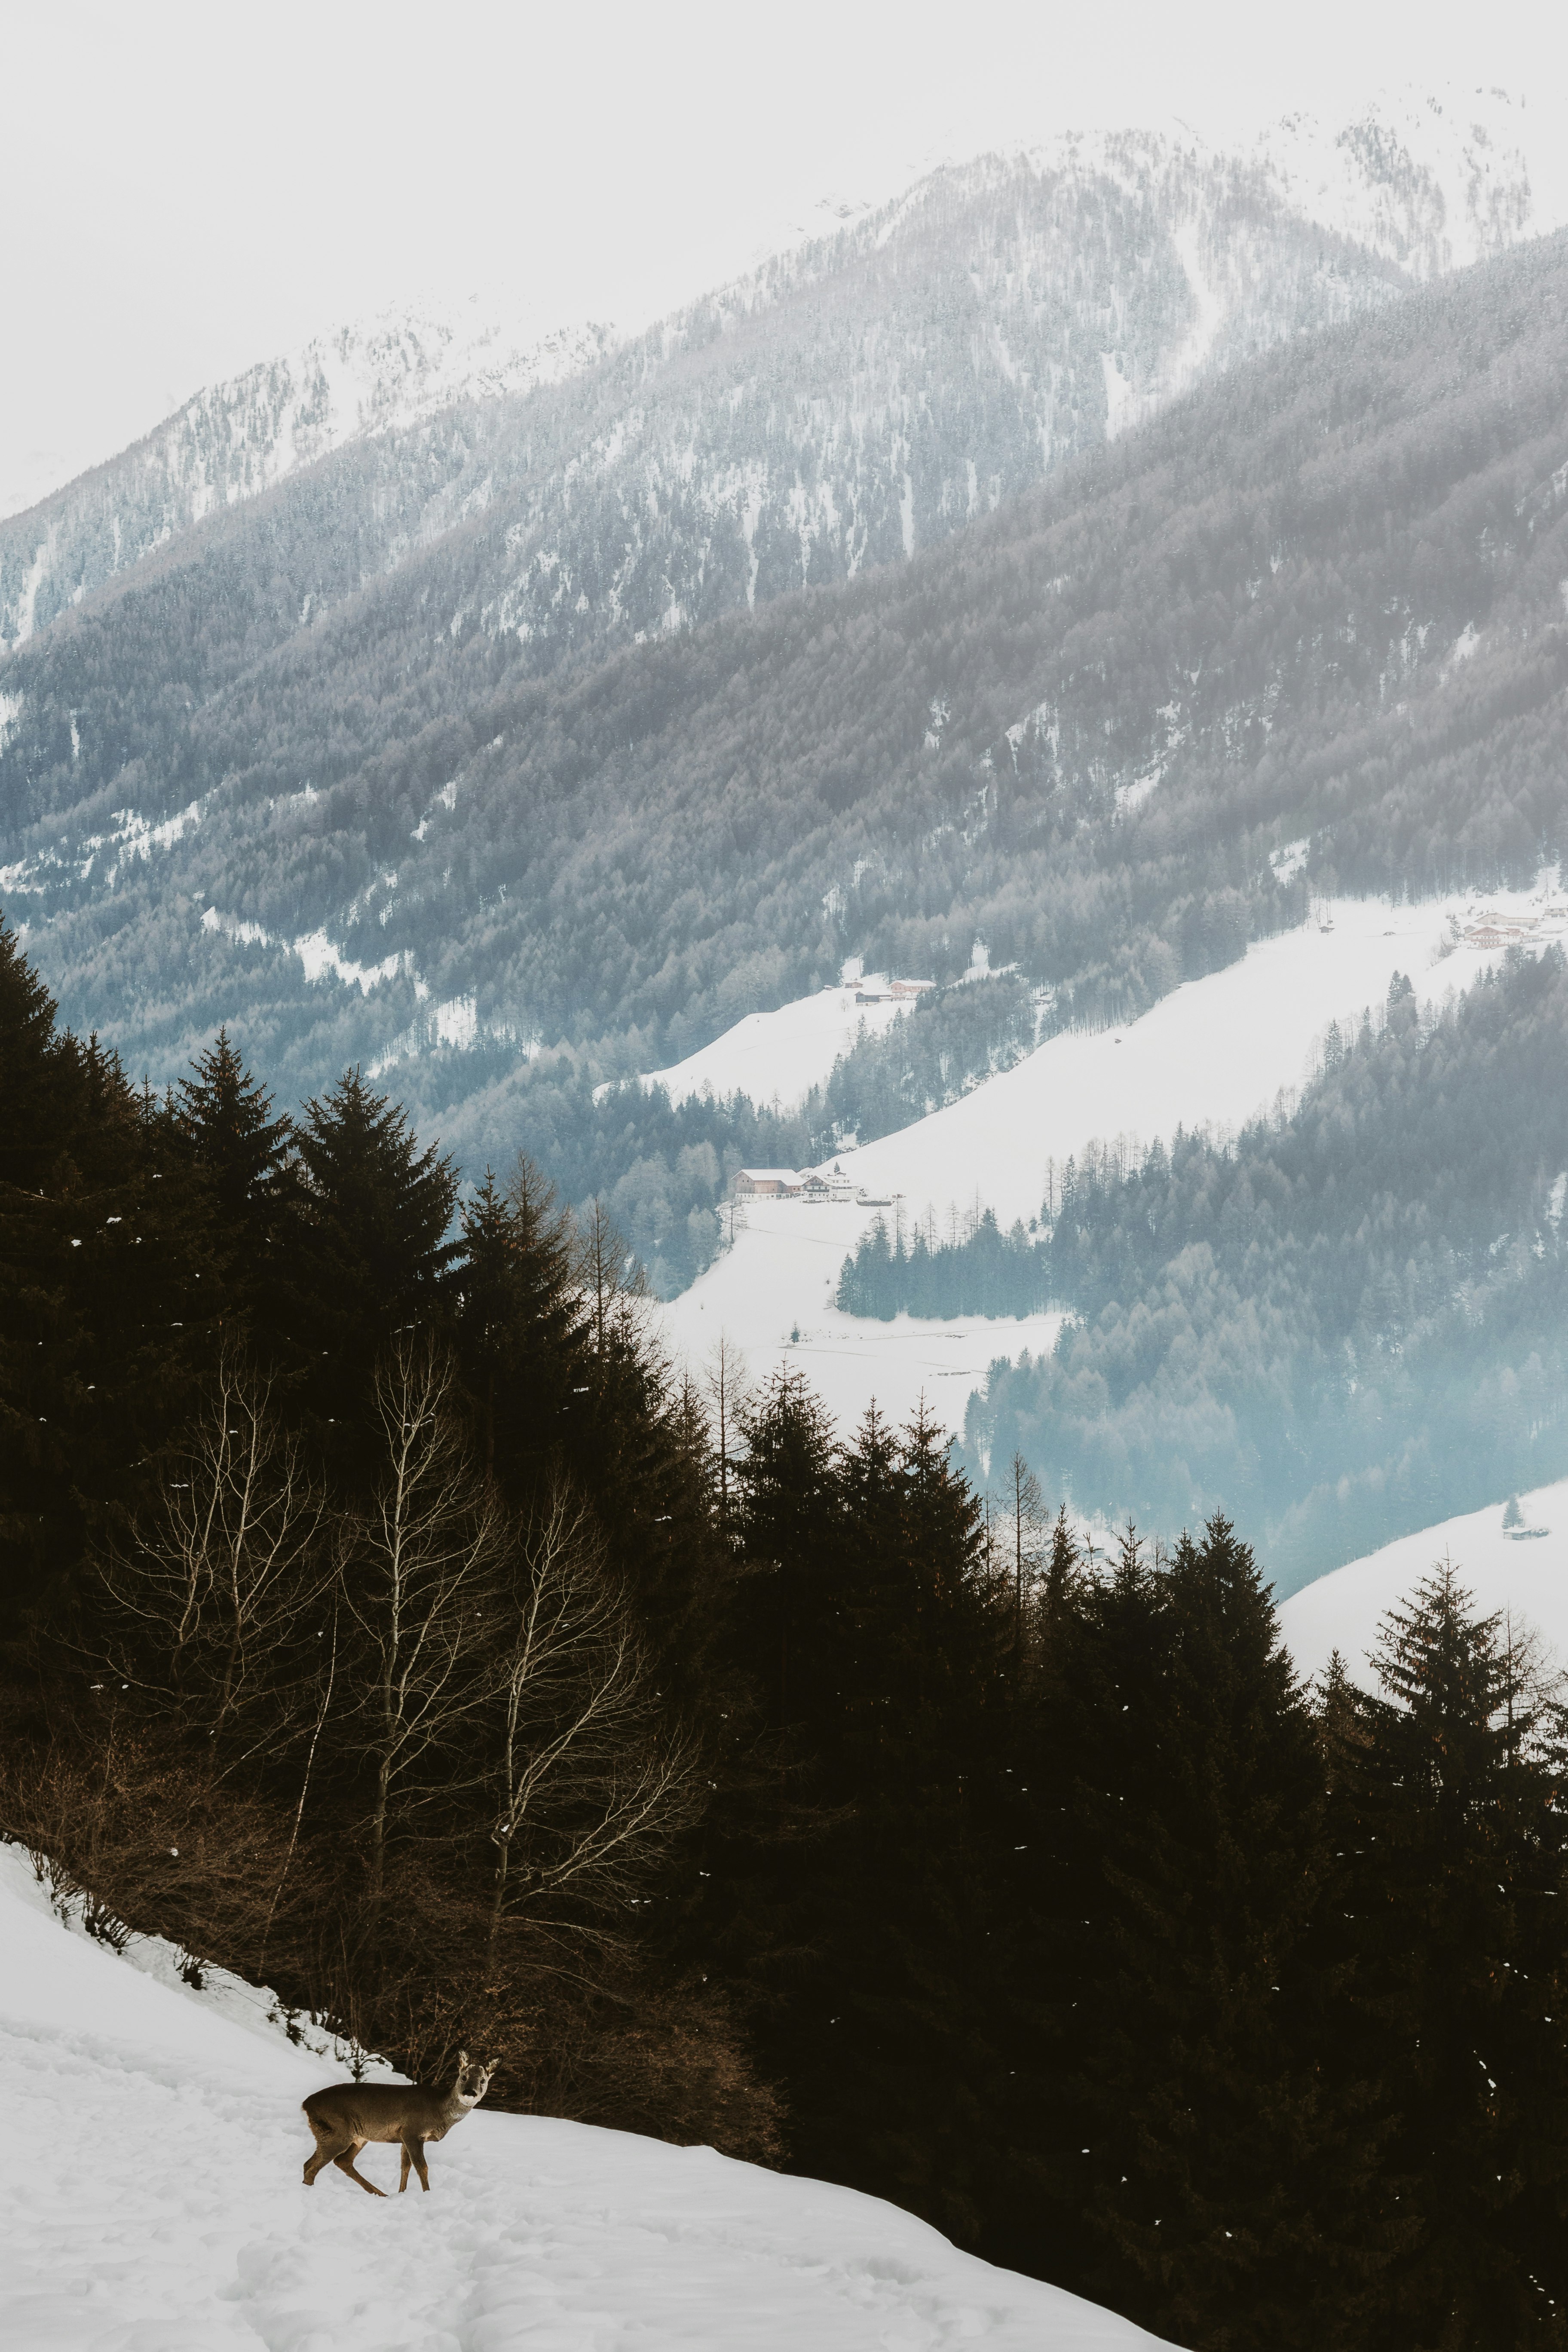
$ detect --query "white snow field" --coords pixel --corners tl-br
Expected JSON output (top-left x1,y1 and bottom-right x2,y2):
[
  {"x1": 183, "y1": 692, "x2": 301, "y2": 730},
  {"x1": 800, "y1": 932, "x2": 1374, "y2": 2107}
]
[
  {"x1": 1280, "y1": 1478, "x2": 1568, "y2": 1692},
  {"x1": 664, "y1": 887, "x2": 1563, "y2": 1433},
  {"x1": 0, "y1": 1846, "x2": 1165, "y2": 2352},
  {"x1": 642, "y1": 978, "x2": 910, "y2": 1112},
  {"x1": 661, "y1": 1197, "x2": 1064, "y2": 1437},
  {"x1": 836, "y1": 890, "x2": 1564, "y2": 1228}
]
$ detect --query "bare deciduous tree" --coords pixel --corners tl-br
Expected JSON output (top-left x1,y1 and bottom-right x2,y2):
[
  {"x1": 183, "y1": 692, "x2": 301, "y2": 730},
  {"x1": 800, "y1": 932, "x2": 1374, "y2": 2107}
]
[
  {"x1": 703, "y1": 1336, "x2": 750, "y2": 1542},
  {"x1": 1007, "y1": 1451, "x2": 1044, "y2": 1653},
  {"x1": 487, "y1": 1476, "x2": 698, "y2": 1948},
  {"x1": 100, "y1": 1350, "x2": 327, "y2": 1754},
  {"x1": 339, "y1": 1335, "x2": 503, "y2": 1897}
]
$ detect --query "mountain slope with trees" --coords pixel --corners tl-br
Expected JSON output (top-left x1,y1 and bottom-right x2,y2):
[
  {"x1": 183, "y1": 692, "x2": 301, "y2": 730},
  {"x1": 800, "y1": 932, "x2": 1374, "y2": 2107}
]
[
  {"x1": 6, "y1": 208, "x2": 1568, "y2": 1280},
  {"x1": 919, "y1": 949, "x2": 1568, "y2": 1584},
  {"x1": 9, "y1": 918, "x2": 1568, "y2": 2347}
]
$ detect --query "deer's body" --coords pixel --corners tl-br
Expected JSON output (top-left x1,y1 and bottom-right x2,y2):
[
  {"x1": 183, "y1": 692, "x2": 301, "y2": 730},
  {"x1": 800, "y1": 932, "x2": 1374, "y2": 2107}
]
[{"x1": 301, "y1": 2051, "x2": 495, "y2": 2194}]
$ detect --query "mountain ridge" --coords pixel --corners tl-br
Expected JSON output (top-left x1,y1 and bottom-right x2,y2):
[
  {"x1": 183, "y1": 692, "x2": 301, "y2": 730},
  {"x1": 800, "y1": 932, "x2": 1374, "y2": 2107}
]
[{"x1": 2, "y1": 91, "x2": 1544, "y2": 661}]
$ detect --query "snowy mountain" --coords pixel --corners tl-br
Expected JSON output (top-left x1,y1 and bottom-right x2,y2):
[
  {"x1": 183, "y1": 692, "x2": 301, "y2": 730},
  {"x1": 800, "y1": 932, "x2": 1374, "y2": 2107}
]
[
  {"x1": 0, "y1": 90, "x2": 1547, "y2": 657},
  {"x1": 7, "y1": 207, "x2": 1568, "y2": 1284},
  {"x1": 1249, "y1": 86, "x2": 1542, "y2": 276},
  {"x1": 0, "y1": 1842, "x2": 1164, "y2": 2351},
  {"x1": 0, "y1": 306, "x2": 610, "y2": 648}
]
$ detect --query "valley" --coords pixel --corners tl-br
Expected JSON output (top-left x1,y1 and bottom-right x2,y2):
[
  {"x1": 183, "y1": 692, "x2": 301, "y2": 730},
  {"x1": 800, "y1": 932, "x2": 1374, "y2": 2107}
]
[{"x1": 12, "y1": 49, "x2": 1568, "y2": 2346}]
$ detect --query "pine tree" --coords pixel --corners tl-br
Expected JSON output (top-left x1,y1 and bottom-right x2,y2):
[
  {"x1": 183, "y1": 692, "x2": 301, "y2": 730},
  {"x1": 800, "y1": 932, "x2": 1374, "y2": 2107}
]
[
  {"x1": 0, "y1": 925, "x2": 219, "y2": 1622},
  {"x1": 454, "y1": 1161, "x2": 588, "y2": 1482},
  {"x1": 727, "y1": 1389, "x2": 1005, "y2": 2243},
  {"x1": 176, "y1": 1030, "x2": 294, "y2": 1230},
  {"x1": 294, "y1": 1070, "x2": 460, "y2": 1429},
  {"x1": 174, "y1": 1029, "x2": 300, "y2": 1352},
  {"x1": 1325, "y1": 1565, "x2": 1568, "y2": 2348},
  {"x1": 1028, "y1": 1518, "x2": 1373, "y2": 2348}
]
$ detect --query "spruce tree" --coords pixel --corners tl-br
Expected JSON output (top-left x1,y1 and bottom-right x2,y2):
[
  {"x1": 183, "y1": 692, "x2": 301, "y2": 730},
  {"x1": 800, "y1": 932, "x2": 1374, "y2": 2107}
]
[
  {"x1": 175, "y1": 1029, "x2": 299, "y2": 1350},
  {"x1": 1325, "y1": 1565, "x2": 1568, "y2": 2348},
  {"x1": 294, "y1": 1070, "x2": 460, "y2": 1427},
  {"x1": 177, "y1": 1030, "x2": 293, "y2": 1226},
  {"x1": 1026, "y1": 1518, "x2": 1374, "y2": 2348}
]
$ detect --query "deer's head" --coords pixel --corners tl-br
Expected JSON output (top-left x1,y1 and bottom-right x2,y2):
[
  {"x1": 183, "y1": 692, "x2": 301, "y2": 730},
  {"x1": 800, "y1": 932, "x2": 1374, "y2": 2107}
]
[{"x1": 454, "y1": 2048, "x2": 497, "y2": 2107}]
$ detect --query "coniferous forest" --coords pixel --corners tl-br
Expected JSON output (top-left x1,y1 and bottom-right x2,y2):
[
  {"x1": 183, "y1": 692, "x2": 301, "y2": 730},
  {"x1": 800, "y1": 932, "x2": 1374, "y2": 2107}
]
[
  {"x1": 832, "y1": 948, "x2": 1568, "y2": 1586},
  {"x1": 9, "y1": 912, "x2": 1568, "y2": 2349}
]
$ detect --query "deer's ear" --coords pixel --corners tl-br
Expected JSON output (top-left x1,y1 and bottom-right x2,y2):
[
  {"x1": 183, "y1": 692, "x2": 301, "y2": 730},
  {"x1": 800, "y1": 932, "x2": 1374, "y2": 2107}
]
[{"x1": 458, "y1": 2047, "x2": 471, "y2": 2067}]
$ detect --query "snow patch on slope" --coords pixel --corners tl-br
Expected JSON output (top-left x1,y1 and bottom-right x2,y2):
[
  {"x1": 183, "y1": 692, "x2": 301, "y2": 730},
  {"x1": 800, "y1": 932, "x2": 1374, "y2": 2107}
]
[
  {"x1": 640, "y1": 980, "x2": 912, "y2": 1112},
  {"x1": 665, "y1": 882, "x2": 1568, "y2": 1439},
  {"x1": 836, "y1": 886, "x2": 1564, "y2": 1227},
  {"x1": 0, "y1": 1842, "x2": 1162, "y2": 2352}
]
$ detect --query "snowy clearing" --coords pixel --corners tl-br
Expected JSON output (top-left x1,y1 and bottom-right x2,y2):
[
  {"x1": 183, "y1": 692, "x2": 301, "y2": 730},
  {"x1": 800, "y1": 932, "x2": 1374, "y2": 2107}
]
[
  {"x1": 1279, "y1": 1479, "x2": 1568, "y2": 1692},
  {"x1": 640, "y1": 978, "x2": 911, "y2": 1111},
  {"x1": 835, "y1": 890, "x2": 1564, "y2": 1227},
  {"x1": 659, "y1": 1199, "x2": 1064, "y2": 1438},
  {"x1": 665, "y1": 888, "x2": 1562, "y2": 1435},
  {"x1": 0, "y1": 1844, "x2": 1164, "y2": 2352}
]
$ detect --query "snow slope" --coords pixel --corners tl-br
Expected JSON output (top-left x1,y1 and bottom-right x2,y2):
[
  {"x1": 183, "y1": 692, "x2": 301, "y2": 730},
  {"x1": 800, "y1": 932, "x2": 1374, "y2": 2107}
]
[
  {"x1": 662, "y1": 887, "x2": 1563, "y2": 1437},
  {"x1": 0, "y1": 306, "x2": 609, "y2": 649},
  {"x1": 660, "y1": 1198, "x2": 1064, "y2": 1438},
  {"x1": 641, "y1": 979, "x2": 909, "y2": 1112},
  {"x1": 1279, "y1": 1479, "x2": 1568, "y2": 1691},
  {"x1": 0, "y1": 1844, "x2": 1165, "y2": 2351},
  {"x1": 836, "y1": 889, "x2": 1562, "y2": 1229}
]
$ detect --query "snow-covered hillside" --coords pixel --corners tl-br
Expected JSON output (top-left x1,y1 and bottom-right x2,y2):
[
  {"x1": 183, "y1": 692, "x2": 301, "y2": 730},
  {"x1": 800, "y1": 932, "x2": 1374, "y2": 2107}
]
[
  {"x1": 666, "y1": 885, "x2": 1564, "y2": 1434},
  {"x1": 1250, "y1": 86, "x2": 1544, "y2": 278},
  {"x1": 661, "y1": 1196, "x2": 1066, "y2": 1437},
  {"x1": 0, "y1": 308, "x2": 609, "y2": 650},
  {"x1": 4, "y1": 89, "x2": 1552, "y2": 659},
  {"x1": 836, "y1": 888, "x2": 1562, "y2": 1228},
  {"x1": 1279, "y1": 1481, "x2": 1568, "y2": 1691},
  {"x1": 0, "y1": 1845, "x2": 1163, "y2": 2352},
  {"x1": 641, "y1": 975, "x2": 911, "y2": 1111}
]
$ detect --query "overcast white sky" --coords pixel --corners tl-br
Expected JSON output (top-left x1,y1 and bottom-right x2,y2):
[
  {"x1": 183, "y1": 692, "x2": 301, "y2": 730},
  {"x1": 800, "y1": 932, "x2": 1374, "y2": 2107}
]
[{"x1": 5, "y1": 0, "x2": 1567, "y2": 503}]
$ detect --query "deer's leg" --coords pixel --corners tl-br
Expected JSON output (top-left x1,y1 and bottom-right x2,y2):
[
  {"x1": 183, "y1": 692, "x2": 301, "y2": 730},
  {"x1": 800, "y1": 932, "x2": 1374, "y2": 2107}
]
[
  {"x1": 303, "y1": 2128, "x2": 349, "y2": 2187},
  {"x1": 331, "y1": 2139, "x2": 386, "y2": 2196},
  {"x1": 401, "y1": 2132, "x2": 431, "y2": 2192}
]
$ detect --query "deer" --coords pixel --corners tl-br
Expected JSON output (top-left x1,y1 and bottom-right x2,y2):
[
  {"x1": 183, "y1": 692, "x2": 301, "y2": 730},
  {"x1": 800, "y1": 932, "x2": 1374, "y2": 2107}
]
[{"x1": 301, "y1": 2049, "x2": 496, "y2": 2195}]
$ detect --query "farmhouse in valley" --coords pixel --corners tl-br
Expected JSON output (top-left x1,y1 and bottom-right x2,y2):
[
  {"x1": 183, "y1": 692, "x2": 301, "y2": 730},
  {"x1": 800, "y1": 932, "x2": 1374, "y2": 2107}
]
[
  {"x1": 735, "y1": 1162, "x2": 866, "y2": 1204},
  {"x1": 734, "y1": 1169, "x2": 803, "y2": 1198}
]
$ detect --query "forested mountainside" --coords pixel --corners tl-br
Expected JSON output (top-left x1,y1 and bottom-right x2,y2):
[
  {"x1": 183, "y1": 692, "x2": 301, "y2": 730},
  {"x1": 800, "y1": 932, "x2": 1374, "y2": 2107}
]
[
  {"x1": 11, "y1": 913, "x2": 1568, "y2": 2351},
  {"x1": 928, "y1": 949, "x2": 1568, "y2": 1589},
  {"x1": 0, "y1": 132, "x2": 1411, "y2": 657},
  {"x1": 8, "y1": 100, "x2": 1526, "y2": 657},
  {"x1": 6, "y1": 216, "x2": 1568, "y2": 1284}
]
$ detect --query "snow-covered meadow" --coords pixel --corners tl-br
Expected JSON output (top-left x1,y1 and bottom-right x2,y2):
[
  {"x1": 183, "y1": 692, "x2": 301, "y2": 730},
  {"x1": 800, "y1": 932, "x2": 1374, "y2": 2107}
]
[
  {"x1": 833, "y1": 890, "x2": 1561, "y2": 1227},
  {"x1": 660, "y1": 888, "x2": 1563, "y2": 1435},
  {"x1": 660, "y1": 1195, "x2": 1065, "y2": 1437},
  {"x1": 0, "y1": 1845, "x2": 1164, "y2": 2352}
]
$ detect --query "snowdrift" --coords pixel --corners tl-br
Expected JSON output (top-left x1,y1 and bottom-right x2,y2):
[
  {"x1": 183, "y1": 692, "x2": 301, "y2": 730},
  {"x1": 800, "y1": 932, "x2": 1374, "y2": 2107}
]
[{"x1": 0, "y1": 1844, "x2": 1165, "y2": 2350}]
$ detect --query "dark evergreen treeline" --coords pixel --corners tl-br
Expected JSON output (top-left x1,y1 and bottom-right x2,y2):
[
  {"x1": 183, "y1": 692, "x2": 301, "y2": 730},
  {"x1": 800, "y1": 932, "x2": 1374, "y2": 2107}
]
[
  {"x1": 839, "y1": 1204, "x2": 1046, "y2": 1319},
  {"x1": 831, "y1": 951, "x2": 1568, "y2": 1585},
  {"x1": 12, "y1": 916, "x2": 1568, "y2": 2347}
]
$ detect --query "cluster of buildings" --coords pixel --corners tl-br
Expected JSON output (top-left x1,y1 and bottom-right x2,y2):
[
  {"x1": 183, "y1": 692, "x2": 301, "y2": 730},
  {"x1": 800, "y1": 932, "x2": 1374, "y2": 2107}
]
[
  {"x1": 851, "y1": 977, "x2": 933, "y2": 1006},
  {"x1": 1459, "y1": 905, "x2": 1564, "y2": 951},
  {"x1": 734, "y1": 1164, "x2": 886, "y2": 1205}
]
